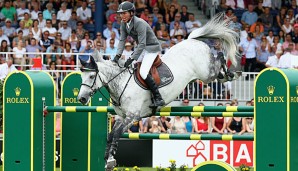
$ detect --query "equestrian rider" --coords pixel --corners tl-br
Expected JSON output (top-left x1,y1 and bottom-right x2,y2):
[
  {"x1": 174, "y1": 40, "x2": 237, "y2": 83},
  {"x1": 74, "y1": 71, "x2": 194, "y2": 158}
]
[{"x1": 113, "y1": 1, "x2": 165, "y2": 108}]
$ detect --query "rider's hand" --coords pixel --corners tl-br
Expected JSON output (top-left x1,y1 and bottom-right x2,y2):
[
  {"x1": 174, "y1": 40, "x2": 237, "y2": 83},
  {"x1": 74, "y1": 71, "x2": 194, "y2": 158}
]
[
  {"x1": 124, "y1": 58, "x2": 134, "y2": 68},
  {"x1": 112, "y1": 54, "x2": 121, "y2": 64}
]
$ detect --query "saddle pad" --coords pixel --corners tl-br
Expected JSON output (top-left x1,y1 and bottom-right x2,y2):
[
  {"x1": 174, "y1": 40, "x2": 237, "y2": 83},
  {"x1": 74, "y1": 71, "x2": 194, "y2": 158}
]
[{"x1": 134, "y1": 62, "x2": 174, "y2": 90}]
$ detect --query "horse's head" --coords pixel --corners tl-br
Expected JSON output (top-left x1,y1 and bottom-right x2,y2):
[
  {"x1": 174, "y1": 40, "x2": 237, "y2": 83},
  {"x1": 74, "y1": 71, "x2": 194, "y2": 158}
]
[{"x1": 78, "y1": 50, "x2": 104, "y2": 105}]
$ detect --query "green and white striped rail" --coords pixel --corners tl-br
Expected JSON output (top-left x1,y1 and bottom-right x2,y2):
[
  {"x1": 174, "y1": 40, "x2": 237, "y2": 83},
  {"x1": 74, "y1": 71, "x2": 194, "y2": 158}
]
[
  {"x1": 46, "y1": 106, "x2": 254, "y2": 117},
  {"x1": 121, "y1": 133, "x2": 254, "y2": 141}
]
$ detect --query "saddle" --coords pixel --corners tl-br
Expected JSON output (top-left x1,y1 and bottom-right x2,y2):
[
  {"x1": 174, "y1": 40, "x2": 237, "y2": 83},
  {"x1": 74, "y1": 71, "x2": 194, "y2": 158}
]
[{"x1": 134, "y1": 55, "x2": 174, "y2": 90}]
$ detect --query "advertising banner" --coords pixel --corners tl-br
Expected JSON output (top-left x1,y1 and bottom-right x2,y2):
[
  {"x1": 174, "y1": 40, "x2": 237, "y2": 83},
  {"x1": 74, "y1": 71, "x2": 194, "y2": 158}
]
[{"x1": 153, "y1": 140, "x2": 253, "y2": 168}]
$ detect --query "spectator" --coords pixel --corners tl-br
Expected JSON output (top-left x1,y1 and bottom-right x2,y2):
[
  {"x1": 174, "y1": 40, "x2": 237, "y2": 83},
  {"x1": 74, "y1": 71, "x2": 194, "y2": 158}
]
[
  {"x1": 271, "y1": 35, "x2": 282, "y2": 52},
  {"x1": 163, "y1": 39, "x2": 176, "y2": 54},
  {"x1": 105, "y1": 3, "x2": 117, "y2": 22},
  {"x1": 26, "y1": 38, "x2": 42, "y2": 65},
  {"x1": 81, "y1": 32, "x2": 94, "y2": 47},
  {"x1": 166, "y1": 5, "x2": 177, "y2": 25},
  {"x1": 42, "y1": 19, "x2": 57, "y2": 40},
  {"x1": 51, "y1": 13, "x2": 59, "y2": 30},
  {"x1": 287, "y1": 9, "x2": 295, "y2": 24},
  {"x1": 93, "y1": 32, "x2": 106, "y2": 52},
  {"x1": 254, "y1": 1, "x2": 264, "y2": 16},
  {"x1": 76, "y1": 1, "x2": 92, "y2": 24},
  {"x1": 112, "y1": 15, "x2": 122, "y2": 33},
  {"x1": 292, "y1": 0, "x2": 298, "y2": 16},
  {"x1": 182, "y1": 116, "x2": 195, "y2": 133},
  {"x1": 46, "y1": 41, "x2": 62, "y2": 66},
  {"x1": 276, "y1": 6, "x2": 287, "y2": 29},
  {"x1": 256, "y1": 42, "x2": 270, "y2": 71},
  {"x1": 129, "y1": 120, "x2": 143, "y2": 133},
  {"x1": 58, "y1": 21, "x2": 72, "y2": 43},
  {"x1": 134, "y1": 0, "x2": 147, "y2": 17},
  {"x1": 43, "y1": 3, "x2": 55, "y2": 20},
  {"x1": 174, "y1": 32, "x2": 184, "y2": 43},
  {"x1": 227, "y1": 117, "x2": 246, "y2": 135},
  {"x1": 22, "y1": 12, "x2": 33, "y2": 29},
  {"x1": 1, "y1": 1, "x2": 17, "y2": 23},
  {"x1": 0, "y1": 40, "x2": 11, "y2": 60},
  {"x1": 282, "y1": 33, "x2": 294, "y2": 50},
  {"x1": 211, "y1": 115, "x2": 227, "y2": 134},
  {"x1": 272, "y1": 0, "x2": 282, "y2": 10},
  {"x1": 229, "y1": 16, "x2": 242, "y2": 35},
  {"x1": 154, "y1": 0, "x2": 167, "y2": 17},
  {"x1": 12, "y1": 40, "x2": 26, "y2": 70},
  {"x1": 26, "y1": 31, "x2": 35, "y2": 46},
  {"x1": 259, "y1": 7, "x2": 273, "y2": 34},
  {"x1": 39, "y1": 31, "x2": 54, "y2": 52},
  {"x1": 260, "y1": 35, "x2": 271, "y2": 51},
  {"x1": 0, "y1": 57, "x2": 17, "y2": 79},
  {"x1": 143, "y1": 116, "x2": 166, "y2": 133},
  {"x1": 57, "y1": 2, "x2": 71, "y2": 21},
  {"x1": 279, "y1": 30, "x2": 285, "y2": 43},
  {"x1": 2, "y1": 19, "x2": 16, "y2": 41},
  {"x1": 250, "y1": 18, "x2": 264, "y2": 33},
  {"x1": 140, "y1": 7, "x2": 150, "y2": 22},
  {"x1": 30, "y1": 20, "x2": 42, "y2": 42},
  {"x1": 0, "y1": 28, "x2": 10, "y2": 46},
  {"x1": 68, "y1": 30, "x2": 79, "y2": 52},
  {"x1": 68, "y1": 12, "x2": 78, "y2": 30},
  {"x1": 185, "y1": 13, "x2": 202, "y2": 35},
  {"x1": 246, "y1": 117, "x2": 254, "y2": 133},
  {"x1": 159, "y1": 116, "x2": 171, "y2": 133},
  {"x1": 105, "y1": 39, "x2": 117, "y2": 60},
  {"x1": 239, "y1": 32, "x2": 258, "y2": 80},
  {"x1": 30, "y1": 3, "x2": 41, "y2": 20},
  {"x1": 170, "y1": 116, "x2": 187, "y2": 133},
  {"x1": 155, "y1": 14, "x2": 166, "y2": 32},
  {"x1": 240, "y1": 24, "x2": 250, "y2": 42},
  {"x1": 169, "y1": 13, "x2": 186, "y2": 31},
  {"x1": 54, "y1": 32, "x2": 63, "y2": 47},
  {"x1": 152, "y1": 7, "x2": 160, "y2": 24},
  {"x1": 149, "y1": 120, "x2": 161, "y2": 133},
  {"x1": 103, "y1": 21, "x2": 119, "y2": 39},
  {"x1": 42, "y1": 0, "x2": 59, "y2": 12},
  {"x1": 169, "y1": 0, "x2": 181, "y2": 13},
  {"x1": 278, "y1": 47, "x2": 297, "y2": 68},
  {"x1": 76, "y1": 21, "x2": 86, "y2": 40},
  {"x1": 156, "y1": 23, "x2": 170, "y2": 41},
  {"x1": 48, "y1": 61, "x2": 61, "y2": 90},
  {"x1": 79, "y1": 40, "x2": 94, "y2": 61},
  {"x1": 147, "y1": 14, "x2": 156, "y2": 31},
  {"x1": 194, "y1": 117, "x2": 210, "y2": 133},
  {"x1": 38, "y1": 12, "x2": 46, "y2": 29},
  {"x1": 62, "y1": 42, "x2": 75, "y2": 70},
  {"x1": 12, "y1": 30, "x2": 25, "y2": 48},
  {"x1": 16, "y1": 1, "x2": 29, "y2": 21},
  {"x1": 95, "y1": 42, "x2": 105, "y2": 54},
  {"x1": 282, "y1": 18, "x2": 294, "y2": 34},
  {"x1": 253, "y1": 24, "x2": 264, "y2": 44},
  {"x1": 266, "y1": 30, "x2": 274, "y2": 44},
  {"x1": 266, "y1": 49, "x2": 283, "y2": 67},
  {"x1": 122, "y1": 42, "x2": 133, "y2": 61},
  {"x1": 170, "y1": 21, "x2": 185, "y2": 38},
  {"x1": 16, "y1": 20, "x2": 29, "y2": 37},
  {"x1": 241, "y1": 4, "x2": 258, "y2": 26},
  {"x1": 180, "y1": 5, "x2": 190, "y2": 23}
]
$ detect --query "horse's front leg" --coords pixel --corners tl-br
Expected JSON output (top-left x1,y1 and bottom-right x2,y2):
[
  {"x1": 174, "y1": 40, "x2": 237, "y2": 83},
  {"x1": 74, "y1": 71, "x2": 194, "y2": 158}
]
[{"x1": 105, "y1": 113, "x2": 140, "y2": 171}]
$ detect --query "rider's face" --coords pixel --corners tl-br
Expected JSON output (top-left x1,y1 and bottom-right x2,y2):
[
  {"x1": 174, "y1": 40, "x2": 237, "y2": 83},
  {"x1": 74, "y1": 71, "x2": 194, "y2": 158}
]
[{"x1": 119, "y1": 11, "x2": 132, "y2": 23}]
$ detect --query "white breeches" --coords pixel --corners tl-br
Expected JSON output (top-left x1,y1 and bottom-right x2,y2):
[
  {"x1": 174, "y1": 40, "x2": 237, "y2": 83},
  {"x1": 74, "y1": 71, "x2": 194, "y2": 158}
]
[{"x1": 138, "y1": 50, "x2": 159, "y2": 79}]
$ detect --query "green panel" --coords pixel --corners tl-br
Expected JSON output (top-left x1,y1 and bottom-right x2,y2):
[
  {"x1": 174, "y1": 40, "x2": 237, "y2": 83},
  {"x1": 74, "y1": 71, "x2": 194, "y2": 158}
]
[
  {"x1": 61, "y1": 72, "x2": 88, "y2": 171},
  {"x1": 90, "y1": 87, "x2": 108, "y2": 171},
  {"x1": 61, "y1": 73, "x2": 108, "y2": 171},
  {"x1": 283, "y1": 69, "x2": 298, "y2": 171},
  {"x1": 255, "y1": 69, "x2": 288, "y2": 171},
  {"x1": 3, "y1": 71, "x2": 55, "y2": 171},
  {"x1": 192, "y1": 161, "x2": 236, "y2": 171},
  {"x1": 26, "y1": 71, "x2": 55, "y2": 171},
  {"x1": 3, "y1": 72, "x2": 32, "y2": 171}
]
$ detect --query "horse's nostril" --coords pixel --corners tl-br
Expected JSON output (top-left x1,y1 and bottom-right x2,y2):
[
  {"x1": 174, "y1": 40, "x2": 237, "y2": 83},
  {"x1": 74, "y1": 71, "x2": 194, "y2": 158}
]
[{"x1": 79, "y1": 97, "x2": 87, "y2": 104}]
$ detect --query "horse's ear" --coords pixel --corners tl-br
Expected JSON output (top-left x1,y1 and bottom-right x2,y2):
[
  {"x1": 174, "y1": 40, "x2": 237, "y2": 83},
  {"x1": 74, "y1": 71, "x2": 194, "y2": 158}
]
[
  {"x1": 92, "y1": 49, "x2": 104, "y2": 62},
  {"x1": 89, "y1": 56, "x2": 98, "y2": 70},
  {"x1": 79, "y1": 57, "x2": 87, "y2": 67}
]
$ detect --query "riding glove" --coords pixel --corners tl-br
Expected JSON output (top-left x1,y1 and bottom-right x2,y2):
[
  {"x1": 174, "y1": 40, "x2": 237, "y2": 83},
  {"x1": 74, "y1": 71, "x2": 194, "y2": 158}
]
[
  {"x1": 124, "y1": 58, "x2": 134, "y2": 68},
  {"x1": 112, "y1": 54, "x2": 121, "y2": 63}
]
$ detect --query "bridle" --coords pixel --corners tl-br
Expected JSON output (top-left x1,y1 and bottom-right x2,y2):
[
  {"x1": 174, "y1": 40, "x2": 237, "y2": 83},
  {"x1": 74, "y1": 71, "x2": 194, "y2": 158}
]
[{"x1": 80, "y1": 67, "x2": 133, "y2": 106}]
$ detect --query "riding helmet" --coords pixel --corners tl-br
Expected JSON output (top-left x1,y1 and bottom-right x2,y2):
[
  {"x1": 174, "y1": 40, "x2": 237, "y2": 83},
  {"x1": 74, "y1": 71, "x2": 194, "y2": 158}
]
[{"x1": 117, "y1": 1, "x2": 135, "y2": 13}]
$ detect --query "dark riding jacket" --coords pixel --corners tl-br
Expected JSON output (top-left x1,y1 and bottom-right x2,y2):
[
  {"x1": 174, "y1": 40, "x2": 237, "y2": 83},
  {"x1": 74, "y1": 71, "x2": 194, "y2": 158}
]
[{"x1": 116, "y1": 16, "x2": 162, "y2": 61}]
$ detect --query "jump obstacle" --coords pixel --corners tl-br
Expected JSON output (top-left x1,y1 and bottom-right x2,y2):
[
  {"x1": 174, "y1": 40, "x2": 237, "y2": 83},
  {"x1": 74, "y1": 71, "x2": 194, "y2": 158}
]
[{"x1": 3, "y1": 68, "x2": 298, "y2": 171}]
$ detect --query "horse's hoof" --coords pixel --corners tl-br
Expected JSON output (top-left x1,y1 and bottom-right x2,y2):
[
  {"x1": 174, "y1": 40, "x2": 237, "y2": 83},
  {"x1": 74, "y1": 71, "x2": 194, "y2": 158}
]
[{"x1": 105, "y1": 158, "x2": 117, "y2": 171}]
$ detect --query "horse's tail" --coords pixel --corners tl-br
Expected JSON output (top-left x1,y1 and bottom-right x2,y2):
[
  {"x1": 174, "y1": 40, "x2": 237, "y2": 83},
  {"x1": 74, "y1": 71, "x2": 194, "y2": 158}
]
[{"x1": 188, "y1": 13, "x2": 239, "y2": 66}]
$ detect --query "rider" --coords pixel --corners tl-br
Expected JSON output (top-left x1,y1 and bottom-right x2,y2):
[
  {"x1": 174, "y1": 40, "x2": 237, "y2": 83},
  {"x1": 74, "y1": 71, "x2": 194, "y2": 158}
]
[{"x1": 113, "y1": 1, "x2": 165, "y2": 108}]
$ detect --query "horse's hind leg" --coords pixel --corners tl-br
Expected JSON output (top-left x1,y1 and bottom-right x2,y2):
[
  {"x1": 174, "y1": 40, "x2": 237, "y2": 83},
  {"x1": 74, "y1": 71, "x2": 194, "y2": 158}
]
[{"x1": 217, "y1": 52, "x2": 234, "y2": 81}]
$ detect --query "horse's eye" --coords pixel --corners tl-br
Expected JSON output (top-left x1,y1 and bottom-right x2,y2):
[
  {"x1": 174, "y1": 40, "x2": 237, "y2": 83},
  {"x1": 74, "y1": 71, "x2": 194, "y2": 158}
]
[{"x1": 90, "y1": 75, "x2": 95, "y2": 79}]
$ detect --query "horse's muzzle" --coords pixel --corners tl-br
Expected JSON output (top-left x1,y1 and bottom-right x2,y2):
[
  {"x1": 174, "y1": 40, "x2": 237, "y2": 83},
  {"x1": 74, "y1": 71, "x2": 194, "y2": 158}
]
[{"x1": 78, "y1": 97, "x2": 88, "y2": 105}]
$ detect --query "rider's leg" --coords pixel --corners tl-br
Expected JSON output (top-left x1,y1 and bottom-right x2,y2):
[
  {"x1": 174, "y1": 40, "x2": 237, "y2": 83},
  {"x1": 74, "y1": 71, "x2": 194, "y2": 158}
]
[{"x1": 140, "y1": 51, "x2": 165, "y2": 107}]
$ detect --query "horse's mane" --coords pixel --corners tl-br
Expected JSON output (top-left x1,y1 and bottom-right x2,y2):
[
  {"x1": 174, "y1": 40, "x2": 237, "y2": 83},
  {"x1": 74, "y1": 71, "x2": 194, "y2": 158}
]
[{"x1": 188, "y1": 13, "x2": 239, "y2": 66}]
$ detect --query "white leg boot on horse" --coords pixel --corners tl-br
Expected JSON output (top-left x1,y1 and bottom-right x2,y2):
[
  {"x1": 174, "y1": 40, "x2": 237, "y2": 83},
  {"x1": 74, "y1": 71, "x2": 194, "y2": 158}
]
[{"x1": 144, "y1": 74, "x2": 165, "y2": 108}]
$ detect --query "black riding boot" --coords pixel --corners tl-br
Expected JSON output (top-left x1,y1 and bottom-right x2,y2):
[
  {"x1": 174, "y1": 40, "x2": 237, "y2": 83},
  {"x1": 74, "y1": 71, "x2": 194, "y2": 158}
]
[{"x1": 145, "y1": 75, "x2": 165, "y2": 108}]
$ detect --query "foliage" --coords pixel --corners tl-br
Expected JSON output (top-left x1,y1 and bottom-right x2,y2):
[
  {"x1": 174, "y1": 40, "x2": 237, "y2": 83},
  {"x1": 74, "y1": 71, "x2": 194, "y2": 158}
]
[
  {"x1": 156, "y1": 160, "x2": 188, "y2": 171},
  {"x1": 239, "y1": 164, "x2": 251, "y2": 171},
  {"x1": 113, "y1": 166, "x2": 141, "y2": 171}
]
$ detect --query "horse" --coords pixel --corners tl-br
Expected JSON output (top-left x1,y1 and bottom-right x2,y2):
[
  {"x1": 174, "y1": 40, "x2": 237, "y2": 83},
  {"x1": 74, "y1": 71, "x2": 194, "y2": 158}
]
[{"x1": 77, "y1": 13, "x2": 240, "y2": 170}]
